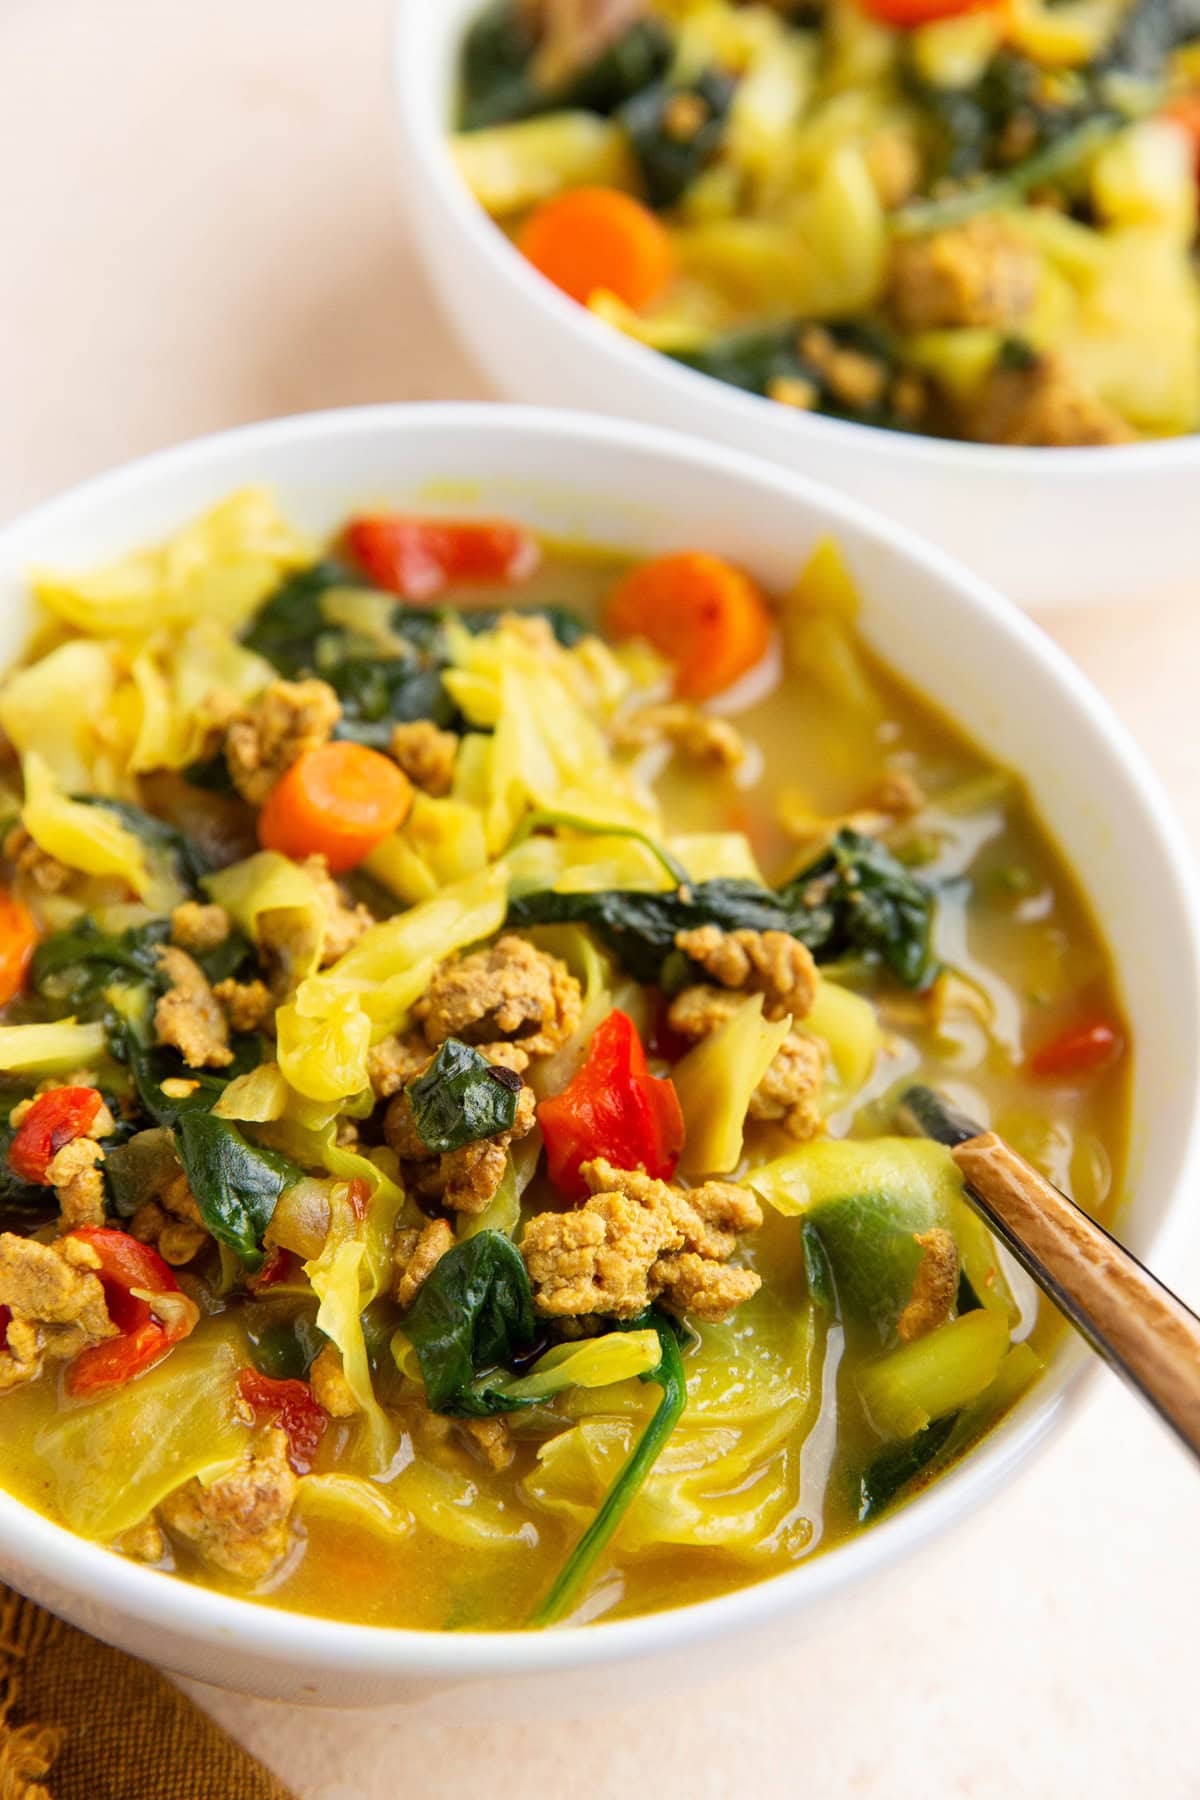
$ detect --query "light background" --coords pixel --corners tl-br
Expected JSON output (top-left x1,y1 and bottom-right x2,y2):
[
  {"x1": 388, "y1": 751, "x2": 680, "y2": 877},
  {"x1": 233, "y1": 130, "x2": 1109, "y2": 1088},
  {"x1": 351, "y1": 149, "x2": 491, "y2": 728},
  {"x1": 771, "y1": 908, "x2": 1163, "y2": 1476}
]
[{"x1": 1, "y1": 2, "x2": 1197, "y2": 1794}]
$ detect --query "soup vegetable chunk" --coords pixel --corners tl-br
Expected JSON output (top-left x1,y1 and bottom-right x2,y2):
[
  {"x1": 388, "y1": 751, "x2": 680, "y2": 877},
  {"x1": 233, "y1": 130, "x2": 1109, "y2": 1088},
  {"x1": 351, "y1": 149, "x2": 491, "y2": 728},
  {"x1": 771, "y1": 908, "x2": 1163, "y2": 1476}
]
[
  {"x1": 0, "y1": 491, "x2": 1126, "y2": 1629},
  {"x1": 453, "y1": 0, "x2": 1200, "y2": 445}
]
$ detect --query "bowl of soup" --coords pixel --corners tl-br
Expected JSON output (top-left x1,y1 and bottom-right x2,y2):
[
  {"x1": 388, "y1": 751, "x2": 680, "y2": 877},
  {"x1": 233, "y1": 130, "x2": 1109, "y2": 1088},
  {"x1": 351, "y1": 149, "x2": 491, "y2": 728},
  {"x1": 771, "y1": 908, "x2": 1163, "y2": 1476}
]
[
  {"x1": 394, "y1": 0, "x2": 1200, "y2": 606},
  {"x1": 0, "y1": 402, "x2": 1194, "y2": 1710}
]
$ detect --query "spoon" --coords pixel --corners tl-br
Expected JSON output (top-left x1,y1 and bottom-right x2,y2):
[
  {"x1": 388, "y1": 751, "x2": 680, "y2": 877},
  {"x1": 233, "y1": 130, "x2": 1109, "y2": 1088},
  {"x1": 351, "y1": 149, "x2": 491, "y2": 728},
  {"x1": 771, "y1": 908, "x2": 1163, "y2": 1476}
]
[{"x1": 898, "y1": 1084, "x2": 1200, "y2": 1461}]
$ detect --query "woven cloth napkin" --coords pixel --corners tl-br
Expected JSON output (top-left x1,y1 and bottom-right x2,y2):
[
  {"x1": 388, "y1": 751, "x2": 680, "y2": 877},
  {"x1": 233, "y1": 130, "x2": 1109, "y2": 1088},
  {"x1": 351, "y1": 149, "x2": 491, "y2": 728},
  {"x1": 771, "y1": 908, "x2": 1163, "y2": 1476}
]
[{"x1": 0, "y1": 1583, "x2": 294, "y2": 1800}]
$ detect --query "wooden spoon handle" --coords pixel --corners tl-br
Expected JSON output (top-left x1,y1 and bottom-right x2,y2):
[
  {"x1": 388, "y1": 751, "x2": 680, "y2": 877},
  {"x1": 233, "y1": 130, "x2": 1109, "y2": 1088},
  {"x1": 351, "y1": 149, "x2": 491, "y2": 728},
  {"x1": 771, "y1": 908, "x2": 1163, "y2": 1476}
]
[{"x1": 954, "y1": 1132, "x2": 1200, "y2": 1460}]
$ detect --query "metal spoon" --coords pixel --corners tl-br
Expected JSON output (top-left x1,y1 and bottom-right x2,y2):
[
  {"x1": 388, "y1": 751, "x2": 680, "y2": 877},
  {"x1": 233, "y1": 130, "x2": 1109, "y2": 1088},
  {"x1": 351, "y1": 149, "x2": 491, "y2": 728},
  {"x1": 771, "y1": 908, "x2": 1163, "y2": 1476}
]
[{"x1": 898, "y1": 1084, "x2": 1200, "y2": 1461}]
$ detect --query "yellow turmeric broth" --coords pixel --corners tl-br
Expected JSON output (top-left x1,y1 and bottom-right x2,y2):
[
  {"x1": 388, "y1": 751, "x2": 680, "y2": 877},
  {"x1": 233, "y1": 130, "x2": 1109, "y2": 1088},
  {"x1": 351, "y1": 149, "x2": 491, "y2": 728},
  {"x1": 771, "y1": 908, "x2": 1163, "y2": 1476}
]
[{"x1": 0, "y1": 493, "x2": 1127, "y2": 1630}]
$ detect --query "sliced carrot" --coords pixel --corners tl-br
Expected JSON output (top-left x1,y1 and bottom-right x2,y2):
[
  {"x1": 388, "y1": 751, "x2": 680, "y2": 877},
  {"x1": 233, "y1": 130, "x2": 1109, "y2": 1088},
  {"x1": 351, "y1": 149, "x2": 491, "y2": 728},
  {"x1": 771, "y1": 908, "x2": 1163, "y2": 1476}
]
[
  {"x1": 604, "y1": 551, "x2": 774, "y2": 699},
  {"x1": 517, "y1": 186, "x2": 674, "y2": 310},
  {"x1": 1162, "y1": 94, "x2": 1200, "y2": 178},
  {"x1": 0, "y1": 890, "x2": 38, "y2": 1008},
  {"x1": 258, "y1": 743, "x2": 414, "y2": 874}
]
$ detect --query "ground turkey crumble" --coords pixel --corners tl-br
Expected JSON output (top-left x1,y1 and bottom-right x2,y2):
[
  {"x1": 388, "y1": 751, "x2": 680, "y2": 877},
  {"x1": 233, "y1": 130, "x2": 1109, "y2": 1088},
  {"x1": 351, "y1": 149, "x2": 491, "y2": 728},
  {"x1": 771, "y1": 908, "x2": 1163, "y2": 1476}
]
[
  {"x1": 170, "y1": 901, "x2": 231, "y2": 954},
  {"x1": 412, "y1": 934, "x2": 582, "y2": 1071},
  {"x1": 154, "y1": 945, "x2": 232, "y2": 1070},
  {"x1": 392, "y1": 1218, "x2": 454, "y2": 1308},
  {"x1": 668, "y1": 986, "x2": 826, "y2": 1141},
  {"x1": 888, "y1": 219, "x2": 1039, "y2": 333},
  {"x1": 521, "y1": 1157, "x2": 762, "y2": 1325},
  {"x1": 674, "y1": 925, "x2": 818, "y2": 1021},
  {"x1": 389, "y1": 720, "x2": 458, "y2": 796},
  {"x1": 612, "y1": 702, "x2": 746, "y2": 769},
  {"x1": 224, "y1": 677, "x2": 341, "y2": 806},
  {"x1": 159, "y1": 1428, "x2": 298, "y2": 1583},
  {"x1": 963, "y1": 350, "x2": 1136, "y2": 447},
  {"x1": 0, "y1": 1232, "x2": 116, "y2": 1392},
  {"x1": 897, "y1": 1228, "x2": 959, "y2": 1343}
]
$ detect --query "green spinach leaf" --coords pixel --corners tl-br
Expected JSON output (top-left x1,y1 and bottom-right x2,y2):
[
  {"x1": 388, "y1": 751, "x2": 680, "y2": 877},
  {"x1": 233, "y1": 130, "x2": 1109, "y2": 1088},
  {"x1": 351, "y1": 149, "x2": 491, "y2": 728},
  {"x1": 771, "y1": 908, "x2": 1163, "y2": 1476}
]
[
  {"x1": 508, "y1": 828, "x2": 936, "y2": 990},
  {"x1": 118, "y1": 1031, "x2": 267, "y2": 1130},
  {"x1": 671, "y1": 321, "x2": 917, "y2": 433},
  {"x1": 74, "y1": 796, "x2": 214, "y2": 893},
  {"x1": 460, "y1": 4, "x2": 673, "y2": 129},
  {"x1": 406, "y1": 1038, "x2": 522, "y2": 1155},
  {"x1": 249, "y1": 1315, "x2": 327, "y2": 1381},
  {"x1": 777, "y1": 828, "x2": 936, "y2": 988},
  {"x1": 856, "y1": 1411, "x2": 959, "y2": 1523},
  {"x1": 460, "y1": 0, "x2": 541, "y2": 128},
  {"x1": 800, "y1": 1217, "x2": 836, "y2": 1313},
  {"x1": 174, "y1": 1111, "x2": 302, "y2": 1270},
  {"x1": 31, "y1": 919, "x2": 170, "y2": 1010},
  {"x1": 622, "y1": 68, "x2": 737, "y2": 209},
  {"x1": 102, "y1": 1126, "x2": 184, "y2": 1220},
  {"x1": 531, "y1": 1311, "x2": 687, "y2": 1625},
  {"x1": 402, "y1": 1231, "x2": 537, "y2": 1414},
  {"x1": 32, "y1": 916, "x2": 250, "y2": 1016},
  {"x1": 241, "y1": 562, "x2": 588, "y2": 749}
]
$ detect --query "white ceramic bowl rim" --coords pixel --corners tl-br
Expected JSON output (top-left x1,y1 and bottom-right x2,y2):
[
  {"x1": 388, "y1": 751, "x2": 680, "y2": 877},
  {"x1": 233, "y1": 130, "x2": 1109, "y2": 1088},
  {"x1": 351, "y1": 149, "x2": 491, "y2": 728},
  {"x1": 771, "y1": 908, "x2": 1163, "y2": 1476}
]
[
  {"x1": 0, "y1": 402, "x2": 1197, "y2": 1686},
  {"x1": 393, "y1": 0, "x2": 1200, "y2": 480}
]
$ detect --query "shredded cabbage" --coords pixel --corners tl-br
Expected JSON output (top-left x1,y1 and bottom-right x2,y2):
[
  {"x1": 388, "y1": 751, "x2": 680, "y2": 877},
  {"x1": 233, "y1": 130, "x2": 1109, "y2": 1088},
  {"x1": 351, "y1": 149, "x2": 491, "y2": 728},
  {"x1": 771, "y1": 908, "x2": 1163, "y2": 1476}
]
[
  {"x1": 296, "y1": 1474, "x2": 415, "y2": 1543},
  {"x1": 20, "y1": 753, "x2": 181, "y2": 910},
  {"x1": 211, "y1": 1062, "x2": 292, "y2": 1123},
  {"x1": 673, "y1": 994, "x2": 791, "y2": 1175},
  {"x1": 445, "y1": 622, "x2": 656, "y2": 854},
  {"x1": 669, "y1": 832, "x2": 765, "y2": 884},
  {"x1": 205, "y1": 850, "x2": 327, "y2": 990},
  {"x1": 129, "y1": 622, "x2": 273, "y2": 773},
  {"x1": 0, "y1": 641, "x2": 119, "y2": 793},
  {"x1": 805, "y1": 977, "x2": 882, "y2": 1102},
  {"x1": 484, "y1": 1331, "x2": 663, "y2": 1407},
  {"x1": 277, "y1": 867, "x2": 507, "y2": 1101},
  {"x1": 526, "y1": 1297, "x2": 823, "y2": 1555},
  {"x1": 31, "y1": 1334, "x2": 245, "y2": 1539},
  {"x1": 31, "y1": 488, "x2": 313, "y2": 639},
  {"x1": 748, "y1": 1135, "x2": 963, "y2": 1220},
  {"x1": 390, "y1": 1455, "x2": 538, "y2": 1550},
  {"x1": 365, "y1": 796, "x2": 489, "y2": 906},
  {"x1": 0, "y1": 1019, "x2": 109, "y2": 1074},
  {"x1": 306, "y1": 1232, "x2": 397, "y2": 1473},
  {"x1": 857, "y1": 1308, "x2": 1010, "y2": 1440}
]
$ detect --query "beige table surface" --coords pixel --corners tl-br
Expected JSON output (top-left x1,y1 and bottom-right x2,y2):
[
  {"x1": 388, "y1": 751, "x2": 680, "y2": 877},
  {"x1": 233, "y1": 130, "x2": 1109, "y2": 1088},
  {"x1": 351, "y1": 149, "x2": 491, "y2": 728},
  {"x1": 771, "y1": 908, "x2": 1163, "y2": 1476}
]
[{"x1": 2, "y1": 2, "x2": 1198, "y2": 1795}]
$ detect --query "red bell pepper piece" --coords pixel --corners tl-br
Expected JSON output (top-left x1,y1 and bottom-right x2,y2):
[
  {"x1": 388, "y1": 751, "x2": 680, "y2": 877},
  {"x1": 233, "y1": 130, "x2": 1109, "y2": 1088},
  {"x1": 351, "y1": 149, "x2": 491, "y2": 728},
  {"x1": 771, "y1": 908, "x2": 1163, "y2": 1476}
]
[
  {"x1": 0, "y1": 1305, "x2": 10, "y2": 1350},
  {"x1": 345, "y1": 514, "x2": 540, "y2": 602},
  {"x1": 65, "y1": 1227, "x2": 198, "y2": 1397},
  {"x1": 538, "y1": 1009, "x2": 685, "y2": 1201},
  {"x1": 0, "y1": 889, "x2": 38, "y2": 1009},
  {"x1": 250, "y1": 1246, "x2": 297, "y2": 1291},
  {"x1": 859, "y1": 0, "x2": 1000, "y2": 24},
  {"x1": 237, "y1": 1368, "x2": 328, "y2": 1474},
  {"x1": 345, "y1": 1176, "x2": 370, "y2": 1221},
  {"x1": 1028, "y1": 1017, "x2": 1124, "y2": 1080},
  {"x1": 9, "y1": 1086, "x2": 105, "y2": 1185}
]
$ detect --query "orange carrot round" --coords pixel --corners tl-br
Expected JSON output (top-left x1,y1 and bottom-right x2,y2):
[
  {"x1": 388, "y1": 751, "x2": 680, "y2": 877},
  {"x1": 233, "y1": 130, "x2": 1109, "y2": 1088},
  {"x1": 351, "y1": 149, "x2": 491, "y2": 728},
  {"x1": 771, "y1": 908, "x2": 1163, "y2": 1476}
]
[
  {"x1": 0, "y1": 890, "x2": 38, "y2": 1008},
  {"x1": 604, "y1": 552, "x2": 774, "y2": 699},
  {"x1": 1162, "y1": 93, "x2": 1200, "y2": 178},
  {"x1": 258, "y1": 743, "x2": 414, "y2": 874},
  {"x1": 517, "y1": 186, "x2": 674, "y2": 310}
]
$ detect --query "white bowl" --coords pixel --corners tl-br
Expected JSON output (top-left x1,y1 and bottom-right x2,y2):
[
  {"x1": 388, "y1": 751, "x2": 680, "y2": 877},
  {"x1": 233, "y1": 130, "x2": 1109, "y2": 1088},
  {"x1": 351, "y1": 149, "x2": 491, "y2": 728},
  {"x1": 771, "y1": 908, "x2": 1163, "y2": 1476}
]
[
  {"x1": 394, "y1": 0, "x2": 1200, "y2": 610},
  {"x1": 0, "y1": 404, "x2": 1196, "y2": 1711}
]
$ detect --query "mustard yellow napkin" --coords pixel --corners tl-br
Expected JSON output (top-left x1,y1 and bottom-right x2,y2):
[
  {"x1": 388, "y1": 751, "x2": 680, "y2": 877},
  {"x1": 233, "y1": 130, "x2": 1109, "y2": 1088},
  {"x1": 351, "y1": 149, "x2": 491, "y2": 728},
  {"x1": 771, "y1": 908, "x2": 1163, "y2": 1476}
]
[{"x1": 0, "y1": 1584, "x2": 294, "y2": 1800}]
